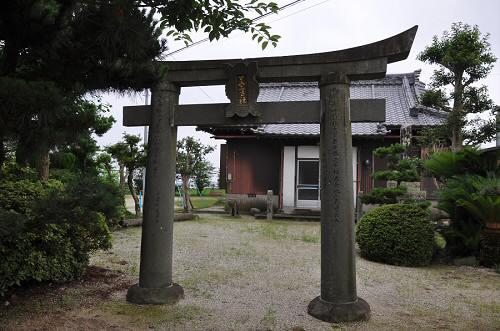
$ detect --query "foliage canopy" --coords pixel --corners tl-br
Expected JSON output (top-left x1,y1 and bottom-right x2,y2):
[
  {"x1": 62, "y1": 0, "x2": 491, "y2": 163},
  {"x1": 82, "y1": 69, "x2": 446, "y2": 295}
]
[{"x1": 417, "y1": 22, "x2": 497, "y2": 149}]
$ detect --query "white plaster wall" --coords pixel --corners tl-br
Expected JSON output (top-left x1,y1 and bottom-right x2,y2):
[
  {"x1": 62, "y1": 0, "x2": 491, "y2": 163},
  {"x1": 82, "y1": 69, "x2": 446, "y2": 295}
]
[
  {"x1": 282, "y1": 146, "x2": 296, "y2": 209},
  {"x1": 282, "y1": 145, "x2": 358, "y2": 210},
  {"x1": 297, "y1": 146, "x2": 319, "y2": 159}
]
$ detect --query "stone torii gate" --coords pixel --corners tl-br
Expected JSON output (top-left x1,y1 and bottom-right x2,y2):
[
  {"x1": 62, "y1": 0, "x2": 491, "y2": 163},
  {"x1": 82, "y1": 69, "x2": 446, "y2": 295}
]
[{"x1": 123, "y1": 26, "x2": 417, "y2": 323}]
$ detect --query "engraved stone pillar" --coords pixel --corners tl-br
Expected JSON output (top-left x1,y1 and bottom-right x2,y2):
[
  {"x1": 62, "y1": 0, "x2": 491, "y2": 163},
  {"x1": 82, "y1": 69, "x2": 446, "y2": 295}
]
[
  {"x1": 127, "y1": 80, "x2": 184, "y2": 304},
  {"x1": 308, "y1": 72, "x2": 370, "y2": 322}
]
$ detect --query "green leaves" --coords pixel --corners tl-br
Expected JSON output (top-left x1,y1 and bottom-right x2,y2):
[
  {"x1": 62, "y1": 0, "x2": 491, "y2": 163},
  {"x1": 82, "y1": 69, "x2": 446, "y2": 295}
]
[
  {"x1": 417, "y1": 22, "x2": 497, "y2": 148},
  {"x1": 424, "y1": 147, "x2": 496, "y2": 182},
  {"x1": 418, "y1": 23, "x2": 497, "y2": 82},
  {"x1": 361, "y1": 144, "x2": 422, "y2": 204},
  {"x1": 107, "y1": 134, "x2": 146, "y2": 171},
  {"x1": 420, "y1": 89, "x2": 450, "y2": 112},
  {"x1": 356, "y1": 204, "x2": 434, "y2": 266},
  {"x1": 0, "y1": 173, "x2": 116, "y2": 295},
  {"x1": 176, "y1": 137, "x2": 215, "y2": 212},
  {"x1": 157, "y1": 0, "x2": 281, "y2": 49},
  {"x1": 438, "y1": 173, "x2": 499, "y2": 226},
  {"x1": 176, "y1": 137, "x2": 215, "y2": 177}
]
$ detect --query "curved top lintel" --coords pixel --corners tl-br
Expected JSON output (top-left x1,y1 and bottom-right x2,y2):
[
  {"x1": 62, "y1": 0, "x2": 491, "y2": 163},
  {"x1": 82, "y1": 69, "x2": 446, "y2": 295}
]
[{"x1": 164, "y1": 25, "x2": 418, "y2": 72}]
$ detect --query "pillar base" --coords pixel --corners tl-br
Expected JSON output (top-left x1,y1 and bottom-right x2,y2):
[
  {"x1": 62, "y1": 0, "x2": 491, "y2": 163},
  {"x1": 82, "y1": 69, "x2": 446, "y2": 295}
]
[
  {"x1": 308, "y1": 296, "x2": 370, "y2": 323},
  {"x1": 126, "y1": 283, "x2": 184, "y2": 305}
]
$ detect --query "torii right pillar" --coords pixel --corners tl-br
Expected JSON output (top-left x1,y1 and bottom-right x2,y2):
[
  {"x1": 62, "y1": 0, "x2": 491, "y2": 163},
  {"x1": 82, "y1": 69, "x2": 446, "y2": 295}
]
[{"x1": 308, "y1": 72, "x2": 370, "y2": 322}]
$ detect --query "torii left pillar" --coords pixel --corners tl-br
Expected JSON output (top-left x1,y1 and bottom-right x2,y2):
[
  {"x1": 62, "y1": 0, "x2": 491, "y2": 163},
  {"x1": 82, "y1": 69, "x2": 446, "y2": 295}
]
[{"x1": 126, "y1": 80, "x2": 184, "y2": 304}]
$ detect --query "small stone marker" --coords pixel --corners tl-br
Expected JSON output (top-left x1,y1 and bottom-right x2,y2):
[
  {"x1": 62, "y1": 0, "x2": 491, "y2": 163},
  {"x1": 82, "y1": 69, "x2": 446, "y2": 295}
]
[
  {"x1": 228, "y1": 199, "x2": 239, "y2": 216},
  {"x1": 266, "y1": 190, "x2": 273, "y2": 220}
]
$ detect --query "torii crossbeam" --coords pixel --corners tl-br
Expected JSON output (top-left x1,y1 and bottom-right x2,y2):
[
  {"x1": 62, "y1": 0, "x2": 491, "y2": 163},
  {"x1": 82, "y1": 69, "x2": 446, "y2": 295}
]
[{"x1": 123, "y1": 26, "x2": 418, "y2": 323}]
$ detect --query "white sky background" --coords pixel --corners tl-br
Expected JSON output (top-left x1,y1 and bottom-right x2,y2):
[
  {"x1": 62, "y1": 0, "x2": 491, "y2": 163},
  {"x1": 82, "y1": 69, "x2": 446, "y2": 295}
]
[{"x1": 95, "y1": 0, "x2": 500, "y2": 168}]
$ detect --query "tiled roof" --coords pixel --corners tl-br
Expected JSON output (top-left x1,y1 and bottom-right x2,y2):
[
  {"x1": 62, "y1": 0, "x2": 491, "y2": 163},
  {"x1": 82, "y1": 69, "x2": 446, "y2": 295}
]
[
  {"x1": 253, "y1": 123, "x2": 388, "y2": 137},
  {"x1": 251, "y1": 70, "x2": 446, "y2": 137}
]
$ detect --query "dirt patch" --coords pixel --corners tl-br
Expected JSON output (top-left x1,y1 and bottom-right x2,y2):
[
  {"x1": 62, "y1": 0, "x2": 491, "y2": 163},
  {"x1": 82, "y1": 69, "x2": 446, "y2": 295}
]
[
  {"x1": 0, "y1": 266, "x2": 135, "y2": 330},
  {"x1": 2, "y1": 215, "x2": 499, "y2": 330}
]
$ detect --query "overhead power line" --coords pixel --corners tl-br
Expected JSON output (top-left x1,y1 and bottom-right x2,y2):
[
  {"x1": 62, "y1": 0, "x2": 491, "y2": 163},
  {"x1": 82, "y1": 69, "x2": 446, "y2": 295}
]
[
  {"x1": 165, "y1": 0, "x2": 307, "y2": 57},
  {"x1": 163, "y1": 0, "x2": 333, "y2": 103},
  {"x1": 267, "y1": 0, "x2": 331, "y2": 24}
]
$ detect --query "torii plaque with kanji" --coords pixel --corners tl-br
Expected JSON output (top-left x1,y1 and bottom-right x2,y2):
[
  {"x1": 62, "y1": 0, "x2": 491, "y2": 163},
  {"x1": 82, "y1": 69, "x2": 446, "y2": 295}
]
[
  {"x1": 225, "y1": 62, "x2": 260, "y2": 118},
  {"x1": 123, "y1": 25, "x2": 418, "y2": 323}
]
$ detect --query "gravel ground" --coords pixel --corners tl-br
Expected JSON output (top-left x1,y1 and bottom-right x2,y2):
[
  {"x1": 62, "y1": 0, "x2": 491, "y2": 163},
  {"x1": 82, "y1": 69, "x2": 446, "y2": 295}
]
[{"x1": 2, "y1": 214, "x2": 499, "y2": 330}]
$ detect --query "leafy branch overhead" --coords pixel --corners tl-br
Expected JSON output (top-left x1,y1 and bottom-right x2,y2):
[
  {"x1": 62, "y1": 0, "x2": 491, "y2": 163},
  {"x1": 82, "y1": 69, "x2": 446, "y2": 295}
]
[
  {"x1": 158, "y1": 0, "x2": 281, "y2": 49},
  {"x1": 0, "y1": 1, "x2": 282, "y2": 179}
]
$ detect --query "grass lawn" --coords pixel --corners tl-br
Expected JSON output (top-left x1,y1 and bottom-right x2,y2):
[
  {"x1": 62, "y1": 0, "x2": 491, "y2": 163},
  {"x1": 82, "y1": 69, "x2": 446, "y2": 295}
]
[
  {"x1": 126, "y1": 195, "x2": 223, "y2": 214},
  {"x1": 174, "y1": 196, "x2": 223, "y2": 210},
  {"x1": 1, "y1": 215, "x2": 499, "y2": 330}
]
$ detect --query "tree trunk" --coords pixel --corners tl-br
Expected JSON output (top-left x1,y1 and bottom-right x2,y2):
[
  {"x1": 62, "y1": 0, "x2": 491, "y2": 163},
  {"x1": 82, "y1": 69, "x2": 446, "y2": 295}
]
[
  {"x1": 127, "y1": 168, "x2": 141, "y2": 217},
  {"x1": 451, "y1": 75, "x2": 465, "y2": 152},
  {"x1": 0, "y1": 136, "x2": 5, "y2": 179},
  {"x1": 1, "y1": 41, "x2": 19, "y2": 75},
  {"x1": 182, "y1": 175, "x2": 192, "y2": 213},
  {"x1": 105, "y1": 164, "x2": 113, "y2": 180},
  {"x1": 451, "y1": 129, "x2": 462, "y2": 152},
  {"x1": 36, "y1": 145, "x2": 50, "y2": 181},
  {"x1": 119, "y1": 164, "x2": 126, "y2": 190}
]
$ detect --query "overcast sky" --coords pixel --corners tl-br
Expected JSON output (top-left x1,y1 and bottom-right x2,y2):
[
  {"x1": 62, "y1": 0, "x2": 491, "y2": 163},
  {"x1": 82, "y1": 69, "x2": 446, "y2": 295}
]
[{"x1": 95, "y1": 0, "x2": 500, "y2": 168}]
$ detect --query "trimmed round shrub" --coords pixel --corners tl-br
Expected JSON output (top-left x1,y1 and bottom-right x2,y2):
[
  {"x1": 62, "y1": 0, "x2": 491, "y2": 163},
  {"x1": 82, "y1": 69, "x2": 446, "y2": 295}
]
[{"x1": 356, "y1": 204, "x2": 434, "y2": 266}]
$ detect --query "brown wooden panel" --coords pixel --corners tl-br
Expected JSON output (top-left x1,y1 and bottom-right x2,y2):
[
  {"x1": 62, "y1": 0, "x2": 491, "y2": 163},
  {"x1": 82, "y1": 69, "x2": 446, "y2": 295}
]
[
  {"x1": 219, "y1": 144, "x2": 227, "y2": 190},
  {"x1": 226, "y1": 141, "x2": 280, "y2": 195}
]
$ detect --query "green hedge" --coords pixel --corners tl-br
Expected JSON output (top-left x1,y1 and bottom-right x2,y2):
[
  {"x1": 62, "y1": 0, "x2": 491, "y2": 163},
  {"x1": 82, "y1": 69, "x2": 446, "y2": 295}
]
[
  {"x1": 356, "y1": 204, "x2": 434, "y2": 267},
  {"x1": 0, "y1": 211, "x2": 110, "y2": 295},
  {"x1": 0, "y1": 176, "x2": 113, "y2": 296}
]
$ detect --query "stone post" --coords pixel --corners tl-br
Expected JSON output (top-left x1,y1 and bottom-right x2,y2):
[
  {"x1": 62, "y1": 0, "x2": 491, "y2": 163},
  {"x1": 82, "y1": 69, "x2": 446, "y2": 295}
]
[
  {"x1": 266, "y1": 190, "x2": 273, "y2": 220},
  {"x1": 308, "y1": 72, "x2": 370, "y2": 322},
  {"x1": 127, "y1": 80, "x2": 184, "y2": 304}
]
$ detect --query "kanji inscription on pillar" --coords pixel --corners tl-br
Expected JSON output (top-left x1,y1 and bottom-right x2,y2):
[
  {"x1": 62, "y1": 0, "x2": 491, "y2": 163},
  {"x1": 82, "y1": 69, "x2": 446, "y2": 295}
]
[{"x1": 237, "y1": 75, "x2": 248, "y2": 104}]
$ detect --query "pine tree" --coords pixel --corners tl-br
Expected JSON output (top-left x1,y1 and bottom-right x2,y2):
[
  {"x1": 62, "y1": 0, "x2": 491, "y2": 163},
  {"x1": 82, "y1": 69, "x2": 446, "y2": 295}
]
[
  {"x1": 361, "y1": 144, "x2": 422, "y2": 205},
  {"x1": 1, "y1": 1, "x2": 279, "y2": 177}
]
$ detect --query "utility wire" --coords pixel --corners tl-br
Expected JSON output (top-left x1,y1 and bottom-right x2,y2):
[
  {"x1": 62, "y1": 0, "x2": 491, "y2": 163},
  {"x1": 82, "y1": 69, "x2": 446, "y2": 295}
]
[
  {"x1": 167, "y1": 53, "x2": 216, "y2": 102},
  {"x1": 267, "y1": 0, "x2": 330, "y2": 24},
  {"x1": 165, "y1": 0, "x2": 307, "y2": 57},
  {"x1": 166, "y1": 0, "x2": 333, "y2": 102}
]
